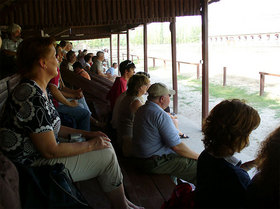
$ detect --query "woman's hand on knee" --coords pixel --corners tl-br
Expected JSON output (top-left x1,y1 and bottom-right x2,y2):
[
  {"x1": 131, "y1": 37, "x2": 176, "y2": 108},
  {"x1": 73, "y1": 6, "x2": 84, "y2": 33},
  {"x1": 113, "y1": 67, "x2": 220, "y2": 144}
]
[
  {"x1": 86, "y1": 131, "x2": 108, "y2": 139},
  {"x1": 88, "y1": 136, "x2": 111, "y2": 151}
]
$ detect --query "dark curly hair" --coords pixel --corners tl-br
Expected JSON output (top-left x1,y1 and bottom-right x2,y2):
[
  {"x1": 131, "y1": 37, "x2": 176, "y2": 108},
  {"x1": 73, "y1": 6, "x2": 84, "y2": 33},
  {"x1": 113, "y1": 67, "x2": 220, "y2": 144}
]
[
  {"x1": 202, "y1": 99, "x2": 260, "y2": 157},
  {"x1": 255, "y1": 126, "x2": 280, "y2": 184}
]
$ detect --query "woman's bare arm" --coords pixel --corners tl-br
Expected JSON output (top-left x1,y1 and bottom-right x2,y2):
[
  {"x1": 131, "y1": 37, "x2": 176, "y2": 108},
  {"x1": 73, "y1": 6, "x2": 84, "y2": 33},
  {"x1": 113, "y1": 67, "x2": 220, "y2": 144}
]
[{"x1": 30, "y1": 130, "x2": 110, "y2": 159}]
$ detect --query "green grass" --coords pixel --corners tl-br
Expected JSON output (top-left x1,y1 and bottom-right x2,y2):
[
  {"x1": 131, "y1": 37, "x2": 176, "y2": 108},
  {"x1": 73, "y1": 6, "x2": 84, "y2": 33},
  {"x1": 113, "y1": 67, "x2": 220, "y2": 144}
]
[
  {"x1": 182, "y1": 78, "x2": 280, "y2": 119},
  {"x1": 133, "y1": 59, "x2": 140, "y2": 65},
  {"x1": 178, "y1": 74, "x2": 193, "y2": 80},
  {"x1": 148, "y1": 66, "x2": 161, "y2": 71}
]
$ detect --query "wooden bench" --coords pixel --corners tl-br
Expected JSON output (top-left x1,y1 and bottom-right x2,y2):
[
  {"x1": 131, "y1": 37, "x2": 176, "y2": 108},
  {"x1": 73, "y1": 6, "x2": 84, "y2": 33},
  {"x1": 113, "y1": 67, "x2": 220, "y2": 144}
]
[
  {"x1": 0, "y1": 74, "x2": 176, "y2": 209},
  {"x1": 60, "y1": 69, "x2": 112, "y2": 123},
  {"x1": 0, "y1": 74, "x2": 112, "y2": 209},
  {"x1": 77, "y1": 157, "x2": 176, "y2": 209},
  {"x1": 259, "y1": 72, "x2": 280, "y2": 96},
  {"x1": 0, "y1": 74, "x2": 20, "y2": 111},
  {"x1": 87, "y1": 70, "x2": 114, "y2": 89},
  {"x1": 119, "y1": 157, "x2": 176, "y2": 209}
]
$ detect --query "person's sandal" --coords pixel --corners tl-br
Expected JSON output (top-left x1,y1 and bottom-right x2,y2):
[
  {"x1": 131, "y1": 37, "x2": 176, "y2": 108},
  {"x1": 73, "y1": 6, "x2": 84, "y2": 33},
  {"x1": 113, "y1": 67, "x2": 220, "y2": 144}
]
[{"x1": 179, "y1": 133, "x2": 189, "y2": 139}]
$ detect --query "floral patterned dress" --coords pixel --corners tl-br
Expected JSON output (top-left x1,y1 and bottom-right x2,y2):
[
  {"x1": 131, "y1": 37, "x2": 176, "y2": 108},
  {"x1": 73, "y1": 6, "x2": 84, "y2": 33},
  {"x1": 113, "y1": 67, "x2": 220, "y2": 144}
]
[{"x1": 0, "y1": 79, "x2": 61, "y2": 165}]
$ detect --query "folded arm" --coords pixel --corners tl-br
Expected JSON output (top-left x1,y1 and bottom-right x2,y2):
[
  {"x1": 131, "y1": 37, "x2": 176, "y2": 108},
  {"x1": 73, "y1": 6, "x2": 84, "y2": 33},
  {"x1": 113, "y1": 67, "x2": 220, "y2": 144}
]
[{"x1": 48, "y1": 84, "x2": 78, "y2": 107}]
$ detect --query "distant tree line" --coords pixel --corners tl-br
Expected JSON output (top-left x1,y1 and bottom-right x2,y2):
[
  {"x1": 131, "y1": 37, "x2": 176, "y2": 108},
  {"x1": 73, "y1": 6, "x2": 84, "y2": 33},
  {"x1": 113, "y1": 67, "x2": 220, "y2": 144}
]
[{"x1": 73, "y1": 23, "x2": 201, "y2": 49}]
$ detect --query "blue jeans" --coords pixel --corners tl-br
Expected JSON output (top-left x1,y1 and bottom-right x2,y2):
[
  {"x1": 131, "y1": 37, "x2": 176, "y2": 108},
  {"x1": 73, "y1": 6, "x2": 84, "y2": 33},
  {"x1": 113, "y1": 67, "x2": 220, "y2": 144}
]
[
  {"x1": 78, "y1": 97, "x2": 91, "y2": 115},
  {"x1": 57, "y1": 104, "x2": 91, "y2": 131}
]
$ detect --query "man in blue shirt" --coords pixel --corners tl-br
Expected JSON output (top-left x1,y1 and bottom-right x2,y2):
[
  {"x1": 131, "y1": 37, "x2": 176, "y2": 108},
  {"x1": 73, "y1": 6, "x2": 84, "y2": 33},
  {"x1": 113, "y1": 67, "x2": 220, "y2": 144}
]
[
  {"x1": 132, "y1": 83, "x2": 199, "y2": 184},
  {"x1": 106, "y1": 62, "x2": 118, "y2": 76}
]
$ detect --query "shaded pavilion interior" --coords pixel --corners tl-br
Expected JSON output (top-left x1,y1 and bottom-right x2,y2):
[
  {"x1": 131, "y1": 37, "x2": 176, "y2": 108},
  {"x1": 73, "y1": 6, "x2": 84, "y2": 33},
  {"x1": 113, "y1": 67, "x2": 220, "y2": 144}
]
[{"x1": 0, "y1": 0, "x2": 220, "y2": 120}]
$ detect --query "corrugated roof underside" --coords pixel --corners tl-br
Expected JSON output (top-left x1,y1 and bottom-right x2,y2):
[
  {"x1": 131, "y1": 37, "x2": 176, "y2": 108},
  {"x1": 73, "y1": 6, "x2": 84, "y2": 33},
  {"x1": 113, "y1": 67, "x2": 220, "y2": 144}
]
[{"x1": 1, "y1": 0, "x2": 201, "y2": 28}]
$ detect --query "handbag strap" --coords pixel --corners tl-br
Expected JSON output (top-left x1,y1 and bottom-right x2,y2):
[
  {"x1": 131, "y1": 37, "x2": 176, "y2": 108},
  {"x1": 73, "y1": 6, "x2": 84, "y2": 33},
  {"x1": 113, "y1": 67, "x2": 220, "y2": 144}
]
[{"x1": 49, "y1": 166, "x2": 89, "y2": 206}]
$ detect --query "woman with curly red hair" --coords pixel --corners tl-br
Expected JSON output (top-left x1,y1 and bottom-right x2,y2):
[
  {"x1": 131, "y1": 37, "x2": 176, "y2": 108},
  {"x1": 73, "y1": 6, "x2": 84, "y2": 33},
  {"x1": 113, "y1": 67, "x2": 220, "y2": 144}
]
[
  {"x1": 195, "y1": 99, "x2": 260, "y2": 208},
  {"x1": 246, "y1": 126, "x2": 280, "y2": 208}
]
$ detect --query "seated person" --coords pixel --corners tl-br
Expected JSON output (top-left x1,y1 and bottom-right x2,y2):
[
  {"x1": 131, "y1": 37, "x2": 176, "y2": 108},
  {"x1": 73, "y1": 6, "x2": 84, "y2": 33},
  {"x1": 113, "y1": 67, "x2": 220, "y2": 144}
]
[
  {"x1": 164, "y1": 106, "x2": 189, "y2": 139},
  {"x1": 132, "y1": 83, "x2": 199, "y2": 184},
  {"x1": 60, "y1": 50, "x2": 76, "y2": 72},
  {"x1": 56, "y1": 48, "x2": 100, "y2": 128},
  {"x1": 1, "y1": 23, "x2": 22, "y2": 57},
  {"x1": 111, "y1": 71, "x2": 150, "y2": 130},
  {"x1": 48, "y1": 71, "x2": 91, "y2": 131},
  {"x1": 49, "y1": 49, "x2": 91, "y2": 131},
  {"x1": 0, "y1": 36, "x2": 143, "y2": 209},
  {"x1": 107, "y1": 60, "x2": 135, "y2": 110},
  {"x1": 246, "y1": 126, "x2": 280, "y2": 208},
  {"x1": 195, "y1": 99, "x2": 260, "y2": 208},
  {"x1": 77, "y1": 49, "x2": 87, "y2": 67},
  {"x1": 117, "y1": 74, "x2": 150, "y2": 156},
  {"x1": 73, "y1": 61, "x2": 91, "y2": 80},
  {"x1": 0, "y1": 27, "x2": 19, "y2": 79},
  {"x1": 83, "y1": 53, "x2": 92, "y2": 71},
  {"x1": 90, "y1": 51, "x2": 106, "y2": 76},
  {"x1": 106, "y1": 62, "x2": 118, "y2": 76}
]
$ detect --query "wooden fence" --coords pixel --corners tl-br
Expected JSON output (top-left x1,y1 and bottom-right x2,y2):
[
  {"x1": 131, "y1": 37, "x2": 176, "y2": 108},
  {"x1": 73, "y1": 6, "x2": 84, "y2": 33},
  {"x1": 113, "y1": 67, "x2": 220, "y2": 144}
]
[{"x1": 122, "y1": 53, "x2": 201, "y2": 79}]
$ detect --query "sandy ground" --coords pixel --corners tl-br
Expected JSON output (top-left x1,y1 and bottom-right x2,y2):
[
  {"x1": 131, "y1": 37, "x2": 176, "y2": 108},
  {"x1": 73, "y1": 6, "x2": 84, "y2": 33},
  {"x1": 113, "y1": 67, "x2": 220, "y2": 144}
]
[
  {"x1": 150, "y1": 68, "x2": 279, "y2": 149},
  {"x1": 134, "y1": 61, "x2": 279, "y2": 176},
  {"x1": 143, "y1": 67, "x2": 280, "y2": 177},
  {"x1": 130, "y1": 42, "x2": 280, "y2": 161}
]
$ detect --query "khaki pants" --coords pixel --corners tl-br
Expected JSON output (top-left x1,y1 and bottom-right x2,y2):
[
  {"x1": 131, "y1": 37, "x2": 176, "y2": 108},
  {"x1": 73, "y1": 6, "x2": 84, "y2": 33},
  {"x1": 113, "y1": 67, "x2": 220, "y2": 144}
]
[
  {"x1": 134, "y1": 154, "x2": 197, "y2": 185},
  {"x1": 32, "y1": 144, "x2": 123, "y2": 193}
]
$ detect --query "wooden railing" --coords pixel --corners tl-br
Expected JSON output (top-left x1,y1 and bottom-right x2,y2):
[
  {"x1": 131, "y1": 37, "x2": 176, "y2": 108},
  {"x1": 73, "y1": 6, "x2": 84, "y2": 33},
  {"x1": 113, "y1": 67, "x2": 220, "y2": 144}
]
[
  {"x1": 122, "y1": 53, "x2": 201, "y2": 79},
  {"x1": 259, "y1": 72, "x2": 280, "y2": 96},
  {"x1": 147, "y1": 56, "x2": 200, "y2": 79}
]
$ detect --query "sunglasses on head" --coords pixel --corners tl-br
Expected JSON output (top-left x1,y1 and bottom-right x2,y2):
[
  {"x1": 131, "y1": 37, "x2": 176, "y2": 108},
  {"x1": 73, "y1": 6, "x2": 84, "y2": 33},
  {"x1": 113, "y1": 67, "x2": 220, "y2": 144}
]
[{"x1": 125, "y1": 61, "x2": 133, "y2": 67}]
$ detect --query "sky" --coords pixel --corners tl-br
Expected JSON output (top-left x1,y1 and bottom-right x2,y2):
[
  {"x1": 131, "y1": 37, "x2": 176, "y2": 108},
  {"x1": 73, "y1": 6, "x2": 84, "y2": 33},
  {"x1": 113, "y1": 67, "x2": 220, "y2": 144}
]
[
  {"x1": 177, "y1": 0, "x2": 280, "y2": 36},
  {"x1": 208, "y1": 0, "x2": 280, "y2": 35}
]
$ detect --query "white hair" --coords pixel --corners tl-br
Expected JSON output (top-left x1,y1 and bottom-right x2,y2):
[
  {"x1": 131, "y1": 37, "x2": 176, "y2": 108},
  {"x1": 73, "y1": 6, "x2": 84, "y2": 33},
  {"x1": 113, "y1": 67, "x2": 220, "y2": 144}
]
[{"x1": 9, "y1": 23, "x2": 21, "y2": 34}]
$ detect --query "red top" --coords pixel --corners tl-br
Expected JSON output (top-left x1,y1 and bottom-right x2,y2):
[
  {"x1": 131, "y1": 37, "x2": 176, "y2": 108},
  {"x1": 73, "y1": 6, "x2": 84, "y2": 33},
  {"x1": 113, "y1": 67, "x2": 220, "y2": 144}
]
[
  {"x1": 49, "y1": 67, "x2": 60, "y2": 107},
  {"x1": 107, "y1": 76, "x2": 127, "y2": 110}
]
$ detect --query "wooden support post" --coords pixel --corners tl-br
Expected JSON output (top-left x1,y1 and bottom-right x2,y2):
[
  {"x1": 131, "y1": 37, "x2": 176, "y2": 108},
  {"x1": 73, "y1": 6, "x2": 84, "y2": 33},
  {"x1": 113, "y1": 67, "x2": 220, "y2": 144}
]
[
  {"x1": 153, "y1": 58, "x2": 155, "y2": 68},
  {"x1": 178, "y1": 62, "x2": 181, "y2": 74},
  {"x1": 144, "y1": 23, "x2": 148, "y2": 73},
  {"x1": 260, "y1": 73, "x2": 265, "y2": 96},
  {"x1": 170, "y1": 18, "x2": 178, "y2": 114},
  {"x1": 110, "y1": 35, "x2": 113, "y2": 68},
  {"x1": 127, "y1": 29, "x2": 130, "y2": 60},
  {"x1": 117, "y1": 34, "x2": 120, "y2": 70},
  {"x1": 223, "y1": 67, "x2": 227, "y2": 86},
  {"x1": 197, "y1": 64, "x2": 200, "y2": 79},
  {"x1": 201, "y1": 0, "x2": 209, "y2": 122}
]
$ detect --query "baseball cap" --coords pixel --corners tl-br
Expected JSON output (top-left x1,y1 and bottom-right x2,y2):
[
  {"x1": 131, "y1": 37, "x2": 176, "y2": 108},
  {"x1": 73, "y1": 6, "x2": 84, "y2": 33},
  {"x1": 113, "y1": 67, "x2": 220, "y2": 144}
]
[{"x1": 147, "y1": 83, "x2": 175, "y2": 97}]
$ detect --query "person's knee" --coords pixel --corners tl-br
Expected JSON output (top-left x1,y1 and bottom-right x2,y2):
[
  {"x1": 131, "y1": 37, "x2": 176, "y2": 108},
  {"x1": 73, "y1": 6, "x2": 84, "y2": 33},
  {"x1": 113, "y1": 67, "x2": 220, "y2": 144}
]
[
  {"x1": 102, "y1": 146, "x2": 118, "y2": 166},
  {"x1": 74, "y1": 108, "x2": 90, "y2": 124}
]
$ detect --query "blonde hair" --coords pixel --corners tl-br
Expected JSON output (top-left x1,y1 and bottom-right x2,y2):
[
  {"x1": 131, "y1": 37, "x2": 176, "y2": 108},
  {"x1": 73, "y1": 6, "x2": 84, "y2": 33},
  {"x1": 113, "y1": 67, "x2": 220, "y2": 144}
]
[
  {"x1": 127, "y1": 74, "x2": 150, "y2": 97},
  {"x1": 9, "y1": 23, "x2": 21, "y2": 34}
]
